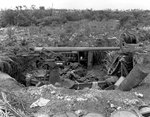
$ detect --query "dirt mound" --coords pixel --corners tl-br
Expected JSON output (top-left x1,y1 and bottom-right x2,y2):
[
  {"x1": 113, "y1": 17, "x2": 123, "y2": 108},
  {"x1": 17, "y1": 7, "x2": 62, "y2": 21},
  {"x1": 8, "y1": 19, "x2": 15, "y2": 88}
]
[
  {"x1": 0, "y1": 71, "x2": 148, "y2": 117},
  {"x1": 11, "y1": 85, "x2": 144, "y2": 117}
]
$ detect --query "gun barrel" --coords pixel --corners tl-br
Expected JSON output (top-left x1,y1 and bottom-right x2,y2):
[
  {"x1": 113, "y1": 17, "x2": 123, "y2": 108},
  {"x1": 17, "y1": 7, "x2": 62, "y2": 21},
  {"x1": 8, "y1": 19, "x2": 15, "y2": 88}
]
[{"x1": 34, "y1": 47, "x2": 120, "y2": 52}]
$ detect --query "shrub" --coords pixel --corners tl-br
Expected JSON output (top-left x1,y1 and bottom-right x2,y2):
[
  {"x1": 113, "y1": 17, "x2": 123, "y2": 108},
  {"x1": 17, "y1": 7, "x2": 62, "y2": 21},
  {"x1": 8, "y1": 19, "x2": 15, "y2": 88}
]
[
  {"x1": 0, "y1": 10, "x2": 17, "y2": 27},
  {"x1": 37, "y1": 15, "x2": 67, "y2": 26}
]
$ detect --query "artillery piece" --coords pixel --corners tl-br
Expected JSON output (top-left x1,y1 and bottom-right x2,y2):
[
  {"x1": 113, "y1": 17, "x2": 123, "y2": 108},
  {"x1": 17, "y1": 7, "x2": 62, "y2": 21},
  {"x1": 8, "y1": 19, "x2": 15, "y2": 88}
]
[
  {"x1": 15, "y1": 29, "x2": 150, "y2": 90},
  {"x1": 15, "y1": 46, "x2": 120, "y2": 87}
]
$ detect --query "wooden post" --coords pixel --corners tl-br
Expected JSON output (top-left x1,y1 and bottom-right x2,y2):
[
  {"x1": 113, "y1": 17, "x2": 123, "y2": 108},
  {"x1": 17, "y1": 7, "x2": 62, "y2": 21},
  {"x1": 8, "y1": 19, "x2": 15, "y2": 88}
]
[{"x1": 88, "y1": 51, "x2": 93, "y2": 69}]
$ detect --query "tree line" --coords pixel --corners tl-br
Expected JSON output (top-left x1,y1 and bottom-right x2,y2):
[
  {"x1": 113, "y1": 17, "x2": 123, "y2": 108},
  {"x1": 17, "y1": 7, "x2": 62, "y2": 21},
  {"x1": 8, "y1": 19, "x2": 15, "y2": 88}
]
[{"x1": 0, "y1": 8, "x2": 150, "y2": 28}]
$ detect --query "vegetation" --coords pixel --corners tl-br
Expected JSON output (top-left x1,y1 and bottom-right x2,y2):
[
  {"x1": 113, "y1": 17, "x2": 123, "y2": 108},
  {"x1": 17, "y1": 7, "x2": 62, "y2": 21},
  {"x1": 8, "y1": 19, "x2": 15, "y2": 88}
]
[
  {"x1": 1, "y1": 7, "x2": 150, "y2": 43},
  {"x1": 0, "y1": 7, "x2": 150, "y2": 28}
]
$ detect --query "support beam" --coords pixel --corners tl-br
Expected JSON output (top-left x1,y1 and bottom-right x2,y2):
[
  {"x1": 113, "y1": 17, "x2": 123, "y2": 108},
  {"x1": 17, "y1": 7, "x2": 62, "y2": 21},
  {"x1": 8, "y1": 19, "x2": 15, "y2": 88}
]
[{"x1": 88, "y1": 51, "x2": 93, "y2": 69}]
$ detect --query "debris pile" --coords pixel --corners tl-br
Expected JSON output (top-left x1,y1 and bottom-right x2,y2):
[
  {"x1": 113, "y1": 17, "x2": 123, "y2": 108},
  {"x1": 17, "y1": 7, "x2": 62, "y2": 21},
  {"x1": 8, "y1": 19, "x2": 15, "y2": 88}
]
[
  {"x1": 0, "y1": 69, "x2": 150, "y2": 117},
  {"x1": 10, "y1": 84, "x2": 150, "y2": 117}
]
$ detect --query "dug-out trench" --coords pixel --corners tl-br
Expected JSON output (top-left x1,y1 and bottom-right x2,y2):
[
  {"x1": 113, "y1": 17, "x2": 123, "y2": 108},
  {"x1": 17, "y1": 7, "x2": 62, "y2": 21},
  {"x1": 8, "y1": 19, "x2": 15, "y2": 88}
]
[
  {"x1": 1, "y1": 50, "x2": 111, "y2": 90},
  {"x1": 1, "y1": 48, "x2": 148, "y2": 91}
]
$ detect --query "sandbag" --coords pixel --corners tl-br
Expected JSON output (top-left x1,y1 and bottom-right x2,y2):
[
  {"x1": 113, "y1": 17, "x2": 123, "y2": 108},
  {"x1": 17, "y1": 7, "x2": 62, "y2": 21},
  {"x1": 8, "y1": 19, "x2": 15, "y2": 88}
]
[{"x1": 0, "y1": 71, "x2": 24, "y2": 90}]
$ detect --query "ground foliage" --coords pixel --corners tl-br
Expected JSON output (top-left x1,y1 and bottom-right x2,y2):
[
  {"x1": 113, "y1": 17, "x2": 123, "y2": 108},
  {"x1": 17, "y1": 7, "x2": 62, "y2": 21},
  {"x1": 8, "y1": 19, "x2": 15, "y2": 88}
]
[{"x1": 1, "y1": 8, "x2": 150, "y2": 28}]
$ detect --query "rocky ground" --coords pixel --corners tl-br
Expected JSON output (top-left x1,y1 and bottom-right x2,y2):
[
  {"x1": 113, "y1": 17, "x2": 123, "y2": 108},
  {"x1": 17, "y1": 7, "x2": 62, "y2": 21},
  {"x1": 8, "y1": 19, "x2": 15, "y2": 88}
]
[
  {"x1": 0, "y1": 70, "x2": 150, "y2": 117},
  {"x1": 7, "y1": 85, "x2": 145, "y2": 117}
]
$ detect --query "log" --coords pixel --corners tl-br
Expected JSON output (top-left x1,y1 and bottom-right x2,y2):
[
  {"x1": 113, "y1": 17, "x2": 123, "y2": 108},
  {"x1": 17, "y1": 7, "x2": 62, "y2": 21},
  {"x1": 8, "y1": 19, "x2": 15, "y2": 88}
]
[{"x1": 117, "y1": 64, "x2": 148, "y2": 91}]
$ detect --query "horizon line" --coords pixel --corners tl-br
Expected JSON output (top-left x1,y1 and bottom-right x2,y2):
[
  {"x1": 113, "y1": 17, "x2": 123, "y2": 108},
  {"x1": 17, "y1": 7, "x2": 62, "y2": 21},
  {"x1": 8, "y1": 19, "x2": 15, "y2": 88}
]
[{"x1": 0, "y1": 7, "x2": 150, "y2": 11}]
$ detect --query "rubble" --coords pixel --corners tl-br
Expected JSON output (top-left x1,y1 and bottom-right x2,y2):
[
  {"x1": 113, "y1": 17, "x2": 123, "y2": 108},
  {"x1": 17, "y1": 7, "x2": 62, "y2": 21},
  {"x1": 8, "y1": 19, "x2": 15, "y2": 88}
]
[
  {"x1": 75, "y1": 110, "x2": 88, "y2": 116},
  {"x1": 0, "y1": 71, "x2": 149, "y2": 117},
  {"x1": 134, "y1": 92, "x2": 144, "y2": 98},
  {"x1": 30, "y1": 97, "x2": 50, "y2": 108}
]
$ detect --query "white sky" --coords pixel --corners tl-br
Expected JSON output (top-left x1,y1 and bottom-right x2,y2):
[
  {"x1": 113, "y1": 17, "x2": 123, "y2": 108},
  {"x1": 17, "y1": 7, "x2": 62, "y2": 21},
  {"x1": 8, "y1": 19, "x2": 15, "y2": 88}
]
[{"x1": 0, "y1": 0, "x2": 150, "y2": 10}]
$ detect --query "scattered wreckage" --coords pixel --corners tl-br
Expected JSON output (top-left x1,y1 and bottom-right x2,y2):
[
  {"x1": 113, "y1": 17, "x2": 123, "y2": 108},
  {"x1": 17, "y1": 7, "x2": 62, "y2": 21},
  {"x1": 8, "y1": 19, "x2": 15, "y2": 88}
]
[
  {"x1": 16, "y1": 46, "x2": 119, "y2": 89},
  {"x1": 13, "y1": 41, "x2": 150, "y2": 91}
]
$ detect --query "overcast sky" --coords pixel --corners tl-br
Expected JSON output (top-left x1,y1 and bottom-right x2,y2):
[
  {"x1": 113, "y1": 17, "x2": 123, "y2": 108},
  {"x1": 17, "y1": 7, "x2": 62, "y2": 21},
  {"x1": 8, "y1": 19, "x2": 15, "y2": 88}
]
[{"x1": 0, "y1": 0, "x2": 150, "y2": 10}]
